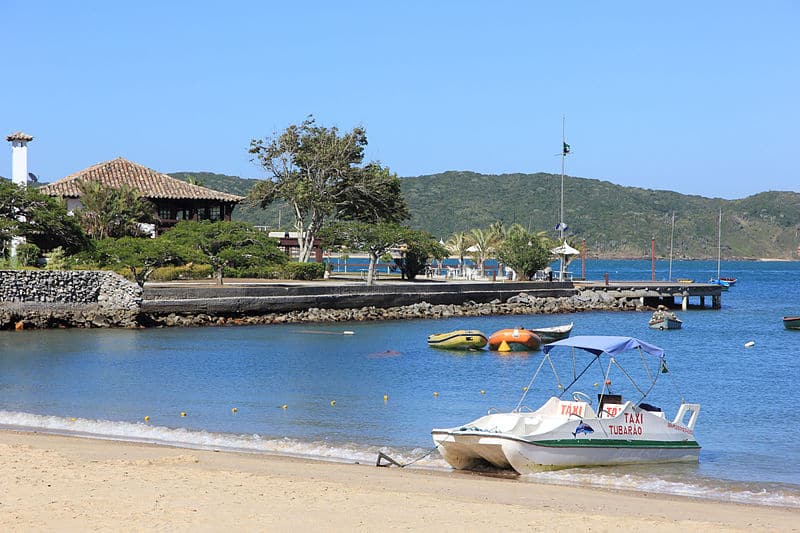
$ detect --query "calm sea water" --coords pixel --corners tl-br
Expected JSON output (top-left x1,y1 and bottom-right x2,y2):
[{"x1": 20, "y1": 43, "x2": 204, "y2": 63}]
[{"x1": 1, "y1": 259, "x2": 799, "y2": 507}]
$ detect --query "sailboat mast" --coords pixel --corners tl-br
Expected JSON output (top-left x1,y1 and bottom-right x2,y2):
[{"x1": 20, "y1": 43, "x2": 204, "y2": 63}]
[
  {"x1": 717, "y1": 208, "x2": 722, "y2": 278},
  {"x1": 560, "y1": 115, "x2": 566, "y2": 243},
  {"x1": 558, "y1": 115, "x2": 567, "y2": 281},
  {"x1": 668, "y1": 211, "x2": 675, "y2": 280}
]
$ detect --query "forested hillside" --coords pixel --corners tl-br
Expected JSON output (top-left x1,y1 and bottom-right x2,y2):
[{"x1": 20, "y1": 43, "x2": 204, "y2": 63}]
[{"x1": 170, "y1": 171, "x2": 800, "y2": 260}]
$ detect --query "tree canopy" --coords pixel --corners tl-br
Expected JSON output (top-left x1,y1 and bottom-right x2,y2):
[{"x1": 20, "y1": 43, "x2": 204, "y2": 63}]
[
  {"x1": 248, "y1": 116, "x2": 408, "y2": 262},
  {"x1": 76, "y1": 180, "x2": 157, "y2": 239},
  {"x1": 320, "y1": 221, "x2": 403, "y2": 285},
  {"x1": 160, "y1": 221, "x2": 286, "y2": 284},
  {"x1": 89, "y1": 237, "x2": 188, "y2": 287},
  {"x1": 0, "y1": 178, "x2": 88, "y2": 257},
  {"x1": 496, "y1": 226, "x2": 553, "y2": 280},
  {"x1": 394, "y1": 229, "x2": 448, "y2": 280}
]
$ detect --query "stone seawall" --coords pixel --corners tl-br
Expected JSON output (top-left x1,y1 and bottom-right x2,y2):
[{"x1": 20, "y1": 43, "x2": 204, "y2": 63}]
[
  {"x1": 141, "y1": 284, "x2": 649, "y2": 327},
  {"x1": 0, "y1": 270, "x2": 142, "y2": 329},
  {"x1": 0, "y1": 274, "x2": 659, "y2": 330},
  {"x1": 141, "y1": 281, "x2": 576, "y2": 314}
]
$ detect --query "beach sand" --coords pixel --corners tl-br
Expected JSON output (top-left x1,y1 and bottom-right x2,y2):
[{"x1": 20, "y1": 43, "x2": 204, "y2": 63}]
[{"x1": 0, "y1": 431, "x2": 796, "y2": 532}]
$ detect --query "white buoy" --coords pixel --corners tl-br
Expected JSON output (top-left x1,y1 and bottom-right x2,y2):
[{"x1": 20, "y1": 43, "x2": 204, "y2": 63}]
[{"x1": 744, "y1": 341, "x2": 755, "y2": 348}]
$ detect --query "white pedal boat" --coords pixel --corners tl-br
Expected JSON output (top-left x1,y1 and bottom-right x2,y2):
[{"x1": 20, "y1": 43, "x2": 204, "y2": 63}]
[{"x1": 432, "y1": 336, "x2": 700, "y2": 473}]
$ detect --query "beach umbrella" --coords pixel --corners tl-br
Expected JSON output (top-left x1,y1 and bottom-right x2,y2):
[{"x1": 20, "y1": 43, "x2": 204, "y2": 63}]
[{"x1": 550, "y1": 240, "x2": 580, "y2": 281}]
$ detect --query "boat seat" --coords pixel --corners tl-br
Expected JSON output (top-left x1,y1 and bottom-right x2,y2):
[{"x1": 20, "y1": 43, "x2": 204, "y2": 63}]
[
  {"x1": 639, "y1": 402, "x2": 665, "y2": 418},
  {"x1": 598, "y1": 403, "x2": 625, "y2": 418},
  {"x1": 598, "y1": 394, "x2": 624, "y2": 418}
]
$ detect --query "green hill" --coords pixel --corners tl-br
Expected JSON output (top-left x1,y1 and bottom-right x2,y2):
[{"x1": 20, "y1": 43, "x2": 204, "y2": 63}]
[{"x1": 170, "y1": 170, "x2": 800, "y2": 260}]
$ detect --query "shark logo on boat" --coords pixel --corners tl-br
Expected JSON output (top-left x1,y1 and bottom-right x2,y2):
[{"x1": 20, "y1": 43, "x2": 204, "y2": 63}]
[{"x1": 572, "y1": 421, "x2": 595, "y2": 437}]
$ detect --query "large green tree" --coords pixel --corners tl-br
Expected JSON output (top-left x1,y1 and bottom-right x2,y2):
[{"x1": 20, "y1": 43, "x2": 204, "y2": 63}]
[
  {"x1": 160, "y1": 221, "x2": 286, "y2": 285},
  {"x1": 496, "y1": 227, "x2": 552, "y2": 281},
  {"x1": 89, "y1": 237, "x2": 187, "y2": 287},
  {"x1": 248, "y1": 117, "x2": 408, "y2": 262},
  {"x1": 76, "y1": 180, "x2": 157, "y2": 240},
  {"x1": 0, "y1": 178, "x2": 88, "y2": 257},
  {"x1": 320, "y1": 221, "x2": 408, "y2": 285},
  {"x1": 394, "y1": 229, "x2": 448, "y2": 281}
]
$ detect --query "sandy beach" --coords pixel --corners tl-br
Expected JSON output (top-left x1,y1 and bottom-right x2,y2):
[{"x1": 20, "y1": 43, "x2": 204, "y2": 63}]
[{"x1": 0, "y1": 431, "x2": 796, "y2": 532}]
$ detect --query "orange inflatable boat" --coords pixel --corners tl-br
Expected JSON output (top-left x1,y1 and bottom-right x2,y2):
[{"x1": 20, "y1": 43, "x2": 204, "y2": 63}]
[{"x1": 488, "y1": 328, "x2": 541, "y2": 351}]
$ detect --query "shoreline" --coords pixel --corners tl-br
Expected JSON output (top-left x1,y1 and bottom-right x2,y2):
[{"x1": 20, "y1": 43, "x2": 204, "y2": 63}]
[{"x1": 1, "y1": 430, "x2": 797, "y2": 531}]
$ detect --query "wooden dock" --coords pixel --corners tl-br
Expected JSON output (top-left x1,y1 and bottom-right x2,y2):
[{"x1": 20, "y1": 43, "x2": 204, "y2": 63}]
[{"x1": 573, "y1": 280, "x2": 723, "y2": 310}]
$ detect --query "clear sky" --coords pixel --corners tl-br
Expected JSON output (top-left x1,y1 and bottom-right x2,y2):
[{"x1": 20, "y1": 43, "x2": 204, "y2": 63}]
[{"x1": 1, "y1": 1, "x2": 797, "y2": 199}]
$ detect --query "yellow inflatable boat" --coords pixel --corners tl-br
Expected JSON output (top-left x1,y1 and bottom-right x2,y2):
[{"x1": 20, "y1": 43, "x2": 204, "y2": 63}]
[{"x1": 427, "y1": 330, "x2": 488, "y2": 350}]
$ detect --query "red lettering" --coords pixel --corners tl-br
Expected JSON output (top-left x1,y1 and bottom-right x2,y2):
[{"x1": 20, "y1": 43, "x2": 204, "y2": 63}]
[{"x1": 624, "y1": 412, "x2": 643, "y2": 424}]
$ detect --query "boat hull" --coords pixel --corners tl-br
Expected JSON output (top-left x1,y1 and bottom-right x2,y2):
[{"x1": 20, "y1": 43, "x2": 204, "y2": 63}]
[
  {"x1": 530, "y1": 323, "x2": 573, "y2": 344},
  {"x1": 432, "y1": 399, "x2": 700, "y2": 472},
  {"x1": 502, "y1": 437, "x2": 700, "y2": 471},
  {"x1": 427, "y1": 330, "x2": 488, "y2": 350},
  {"x1": 649, "y1": 318, "x2": 682, "y2": 330},
  {"x1": 488, "y1": 328, "x2": 541, "y2": 351},
  {"x1": 783, "y1": 317, "x2": 800, "y2": 330}
]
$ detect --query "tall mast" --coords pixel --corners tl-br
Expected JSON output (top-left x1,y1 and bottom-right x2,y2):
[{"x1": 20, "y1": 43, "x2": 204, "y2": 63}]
[
  {"x1": 717, "y1": 208, "x2": 722, "y2": 278},
  {"x1": 560, "y1": 114, "x2": 566, "y2": 243},
  {"x1": 668, "y1": 211, "x2": 675, "y2": 280},
  {"x1": 558, "y1": 115, "x2": 568, "y2": 281}
]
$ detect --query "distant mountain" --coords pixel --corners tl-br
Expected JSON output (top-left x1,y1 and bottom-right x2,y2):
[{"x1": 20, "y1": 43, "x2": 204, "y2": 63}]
[{"x1": 170, "y1": 170, "x2": 800, "y2": 260}]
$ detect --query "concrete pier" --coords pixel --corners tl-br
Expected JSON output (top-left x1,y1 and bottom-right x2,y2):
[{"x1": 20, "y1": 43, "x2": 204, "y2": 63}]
[{"x1": 573, "y1": 280, "x2": 722, "y2": 310}]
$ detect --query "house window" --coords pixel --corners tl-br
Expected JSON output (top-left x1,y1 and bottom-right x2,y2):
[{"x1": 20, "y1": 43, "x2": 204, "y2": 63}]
[
  {"x1": 209, "y1": 205, "x2": 221, "y2": 221},
  {"x1": 158, "y1": 205, "x2": 172, "y2": 220}
]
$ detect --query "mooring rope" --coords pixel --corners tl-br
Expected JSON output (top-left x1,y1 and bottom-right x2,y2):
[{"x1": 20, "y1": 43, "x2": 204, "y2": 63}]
[{"x1": 376, "y1": 447, "x2": 438, "y2": 468}]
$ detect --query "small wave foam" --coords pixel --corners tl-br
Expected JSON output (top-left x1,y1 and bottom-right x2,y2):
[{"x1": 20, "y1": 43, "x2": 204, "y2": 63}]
[
  {"x1": 0, "y1": 410, "x2": 447, "y2": 469},
  {"x1": 525, "y1": 469, "x2": 800, "y2": 508},
  {"x1": 2, "y1": 410, "x2": 798, "y2": 508}
]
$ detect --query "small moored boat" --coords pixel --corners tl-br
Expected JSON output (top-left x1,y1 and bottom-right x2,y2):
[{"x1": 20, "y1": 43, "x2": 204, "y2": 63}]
[
  {"x1": 488, "y1": 328, "x2": 541, "y2": 351},
  {"x1": 719, "y1": 277, "x2": 737, "y2": 285},
  {"x1": 427, "y1": 330, "x2": 488, "y2": 350},
  {"x1": 783, "y1": 317, "x2": 800, "y2": 330},
  {"x1": 431, "y1": 336, "x2": 701, "y2": 472},
  {"x1": 649, "y1": 306, "x2": 682, "y2": 330},
  {"x1": 529, "y1": 322, "x2": 573, "y2": 343}
]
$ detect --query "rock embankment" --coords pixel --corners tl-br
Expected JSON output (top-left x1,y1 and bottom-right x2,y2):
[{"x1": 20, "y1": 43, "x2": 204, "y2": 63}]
[
  {"x1": 145, "y1": 288, "x2": 644, "y2": 327},
  {"x1": 0, "y1": 270, "x2": 142, "y2": 329}
]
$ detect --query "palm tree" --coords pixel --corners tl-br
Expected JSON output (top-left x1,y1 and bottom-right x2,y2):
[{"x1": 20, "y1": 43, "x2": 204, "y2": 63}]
[
  {"x1": 532, "y1": 230, "x2": 557, "y2": 250},
  {"x1": 445, "y1": 231, "x2": 472, "y2": 276},
  {"x1": 469, "y1": 228, "x2": 493, "y2": 277},
  {"x1": 76, "y1": 180, "x2": 156, "y2": 239},
  {"x1": 488, "y1": 220, "x2": 505, "y2": 242}
]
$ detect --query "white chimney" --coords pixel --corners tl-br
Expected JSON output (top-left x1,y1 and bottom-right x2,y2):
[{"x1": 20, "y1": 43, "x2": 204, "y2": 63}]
[{"x1": 7, "y1": 131, "x2": 34, "y2": 187}]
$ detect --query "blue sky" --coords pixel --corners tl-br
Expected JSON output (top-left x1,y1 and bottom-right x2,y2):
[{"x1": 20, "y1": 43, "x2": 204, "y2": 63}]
[{"x1": 1, "y1": 1, "x2": 797, "y2": 199}]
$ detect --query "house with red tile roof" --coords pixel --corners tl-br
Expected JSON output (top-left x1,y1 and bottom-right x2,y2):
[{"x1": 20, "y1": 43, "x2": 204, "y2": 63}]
[{"x1": 40, "y1": 157, "x2": 244, "y2": 233}]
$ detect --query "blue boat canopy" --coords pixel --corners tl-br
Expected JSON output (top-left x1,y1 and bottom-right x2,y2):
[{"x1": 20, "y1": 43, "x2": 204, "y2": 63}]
[{"x1": 542, "y1": 335, "x2": 664, "y2": 358}]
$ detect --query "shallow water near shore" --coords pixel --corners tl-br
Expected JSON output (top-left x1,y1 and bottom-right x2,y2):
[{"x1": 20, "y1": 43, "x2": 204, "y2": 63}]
[{"x1": 1, "y1": 259, "x2": 799, "y2": 507}]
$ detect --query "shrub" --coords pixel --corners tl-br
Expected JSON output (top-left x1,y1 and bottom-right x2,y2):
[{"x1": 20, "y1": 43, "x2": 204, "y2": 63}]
[
  {"x1": 283, "y1": 262, "x2": 326, "y2": 280},
  {"x1": 149, "y1": 263, "x2": 214, "y2": 281},
  {"x1": 44, "y1": 246, "x2": 71, "y2": 270},
  {"x1": 15, "y1": 243, "x2": 41, "y2": 267}
]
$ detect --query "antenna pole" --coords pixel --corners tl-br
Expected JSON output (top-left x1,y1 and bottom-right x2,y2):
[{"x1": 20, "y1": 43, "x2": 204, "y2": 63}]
[
  {"x1": 559, "y1": 115, "x2": 566, "y2": 281},
  {"x1": 668, "y1": 211, "x2": 675, "y2": 280},
  {"x1": 717, "y1": 208, "x2": 722, "y2": 278}
]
